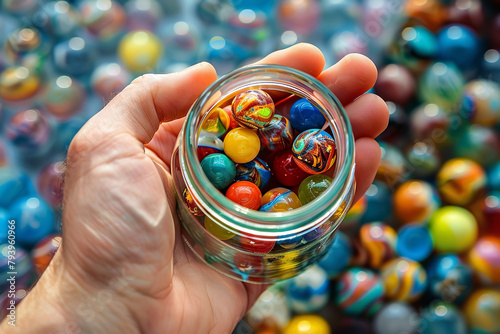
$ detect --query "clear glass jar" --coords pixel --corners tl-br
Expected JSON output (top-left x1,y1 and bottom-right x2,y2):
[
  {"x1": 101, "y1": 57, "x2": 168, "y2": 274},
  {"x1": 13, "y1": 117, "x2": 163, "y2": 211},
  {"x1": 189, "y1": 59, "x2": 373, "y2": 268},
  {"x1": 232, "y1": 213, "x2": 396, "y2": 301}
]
[{"x1": 171, "y1": 65, "x2": 355, "y2": 283}]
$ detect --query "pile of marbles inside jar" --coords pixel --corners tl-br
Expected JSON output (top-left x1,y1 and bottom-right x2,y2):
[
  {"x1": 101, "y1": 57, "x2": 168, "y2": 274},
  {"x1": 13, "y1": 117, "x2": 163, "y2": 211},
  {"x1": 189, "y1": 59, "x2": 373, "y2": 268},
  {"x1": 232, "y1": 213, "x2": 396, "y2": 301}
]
[
  {"x1": 181, "y1": 87, "x2": 341, "y2": 254},
  {"x1": 196, "y1": 89, "x2": 335, "y2": 210}
]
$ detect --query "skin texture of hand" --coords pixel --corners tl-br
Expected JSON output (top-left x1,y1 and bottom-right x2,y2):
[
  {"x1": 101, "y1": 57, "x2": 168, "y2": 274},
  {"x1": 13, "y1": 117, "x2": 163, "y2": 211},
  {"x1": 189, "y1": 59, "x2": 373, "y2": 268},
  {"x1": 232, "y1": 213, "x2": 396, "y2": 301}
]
[{"x1": 0, "y1": 44, "x2": 388, "y2": 334}]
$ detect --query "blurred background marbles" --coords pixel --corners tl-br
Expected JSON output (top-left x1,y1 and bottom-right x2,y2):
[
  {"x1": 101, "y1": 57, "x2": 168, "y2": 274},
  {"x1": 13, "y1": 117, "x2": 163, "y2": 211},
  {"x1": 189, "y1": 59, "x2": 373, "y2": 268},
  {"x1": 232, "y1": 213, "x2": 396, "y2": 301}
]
[
  {"x1": 381, "y1": 257, "x2": 427, "y2": 302},
  {"x1": 467, "y1": 236, "x2": 500, "y2": 285},
  {"x1": 335, "y1": 267, "x2": 385, "y2": 317},
  {"x1": 393, "y1": 179, "x2": 440, "y2": 224},
  {"x1": 0, "y1": 1, "x2": 499, "y2": 332},
  {"x1": 373, "y1": 302, "x2": 419, "y2": 334},
  {"x1": 396, "y1": 224, "x2": 433, "y2": 262},
  {"x1": 317, "y1": 231, "x2": 351, "y2": 278},
  {"x1": 284, "y1": 265, "x2": 330, "y2": 313},
  {"x1": 420, "y1": 302, "x2": 467, "y2": 334},
  {"x1": 429, "y1": 206, "x2": 478, "y2": 253},
  {"x1": 463, "y1": 288, "x2": 500, "y2": 334},
  {"x1": 359, "y1": 222, "x2": 397, "y2": 269},
  {"x1": 52, "y1": 37, "x2": 95, "y2": 76},
  {"x1": 426, "y1": 254, "x2": 474, "y2": 303}
]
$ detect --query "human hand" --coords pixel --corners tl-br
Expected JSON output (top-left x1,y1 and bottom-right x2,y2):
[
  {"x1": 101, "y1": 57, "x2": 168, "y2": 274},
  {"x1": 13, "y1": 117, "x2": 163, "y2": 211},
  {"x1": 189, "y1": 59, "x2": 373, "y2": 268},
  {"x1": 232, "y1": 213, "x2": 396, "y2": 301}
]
[{"x1": 1, "y1": 44, "x2": 388, "y2": 334}]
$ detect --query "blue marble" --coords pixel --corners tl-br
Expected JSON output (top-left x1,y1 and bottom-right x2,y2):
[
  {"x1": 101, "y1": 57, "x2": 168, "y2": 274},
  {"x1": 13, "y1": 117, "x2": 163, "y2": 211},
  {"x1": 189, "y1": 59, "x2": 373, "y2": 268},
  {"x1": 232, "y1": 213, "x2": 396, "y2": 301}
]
[
  {"x1": 396, "y1": 224, "x2": 433, "y2": 262},
  {"x1": 9, "y1": 196, "x2": 55, "y2": 247},
  {"x1": 285, "y1": 265, "x2": 330, "y2": 313},
  {"x1": 437, "y1": 25, "x2": 479, "y2": 69},
  {"x1": 420, "y1": 303, "x2": 467, "y2": 334},
  {"x1": 360, "y1": 181, "x2": 393, "y2": 223},
  {"x1": 32, "y1": 1, "x2": 80, "y2": 39},
  {"x1": 318, "y1": 231, "x2": 351, "y2": 278},
  {"x1": 289, "y1": 98, "x2": 326, "y2": 133},
  {"x1": 0, "y1": 209, "x2": 9, "y2": 244},
  {"x1": 487, "y1": 162, "x2": 500, "y2": 191},
  {"x1": 53, "y1": 37, "x2": 95, "y2": 76},
  {"x1": 276, "y1": 234, "x2": 303, "y2": 250},
  {"x1": 426, "y1": 254, "x2": 474, "y2": 304},
  {"x1": 0, "y1": 167, "x2": 32, "y2": 208}
]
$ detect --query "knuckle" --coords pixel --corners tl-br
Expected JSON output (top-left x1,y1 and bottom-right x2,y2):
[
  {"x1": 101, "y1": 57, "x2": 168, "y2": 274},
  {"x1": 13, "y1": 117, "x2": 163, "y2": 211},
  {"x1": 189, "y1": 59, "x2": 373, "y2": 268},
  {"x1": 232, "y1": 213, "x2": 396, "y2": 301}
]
[
  {"x1": 67, "y1": 131, "x2": 95, "y2": 165},
  {"x1": 130, "y1": 74, "x2": 155, "y2": 85}
]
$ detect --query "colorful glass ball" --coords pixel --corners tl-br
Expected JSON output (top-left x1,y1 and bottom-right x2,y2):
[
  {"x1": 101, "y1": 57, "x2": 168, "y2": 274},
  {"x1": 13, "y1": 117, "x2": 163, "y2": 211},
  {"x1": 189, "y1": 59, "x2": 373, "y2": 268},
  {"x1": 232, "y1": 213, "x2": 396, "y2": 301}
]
[
  {"x1": 285, "y1": 265, "x2": 330, "y2": 313},
  {"x1": 118, "y1": 30, "x2": 163, "y2": 73},
  {"x1": 9, "y1": 196, "x2": 55, "y2": 247},
  {"x1": 200, "y1": 153, "x2": 236, "y2": 190},
  {"x1": 183, "y1": 188, "x2": 204, "y2": 217},
  {"x1": 426, "y1": 254, "x2": 474, "y2": 304},
  {"x1": 461, "y1": 79, "x2": 500, "y2": 126},
  {"x1": 373, "y1": 302, "x2": 419, "y2": 334},
  {"x1": 5, "y1": 109, "x2": 52, "y2": 155},
  {"x1": 204, "y1": 216, "x2": 235, "y2": 240},
  {"x1": 240, "y1": 234, "x2": 275, "y2": 254},
  {"x1": 318, "y1": 231, "x2": 352, "y2": 278},
  {"x1": 246, "y1": 288, "x2": 290, "y2": 330},
  {"x1": 197, "y1": 134, "x2": 224, "y2": 162},
  {"x1": 292, "y1": 129, "x2": 336, "y2": 174},
  {"x1": 437, "y1": 158, "x2": 486, "y2": 206},
  {"x1": 225, "y1": 181, "x2": 262, "y2": 210},
  {"x1": 272, "y1": 150, "x2": 309, "y2": 187},
  {"x1": 381, "y1": 257, "x2": 427, "y2": 302},
  {"x1": 200, "y1": 107, "x2": 231, "y2": 138},
  {"x1": 393, "y1": 180, "x2": 440, "y2": 224},
  {"x1": 420, "y1": 302, "x2": 467, "y2": 334},
  {"x1": 31, "y1": 234, "x2": 62, "y2": 276},
  {"x1": 283, "y1": 315, "x2": 330, "y2": 334},
  {"x1": 298, "y1": 175, "x2": 333, "y2": 205},
  {"x1": 396, "y1": 224, "x2": 433, "y2": 262},
  {"x1": 377, "y1": 142, "x2": 411, "y2": 186},
  {"x1": 37, "y1": 161, "x2": 65, "y2": 208},
  {"x1": 235, "y1": 158, "x2": 271, "y2": 190},
  {"x1": 258, "y1": 115, "x2": 294, "y2": 151},
  {"x1": 375, "y1": 64, "x2": 416, "y2": 106},
  {"x1": 437, "y1": 25, "x2": 479, "y2": 69},
  {"x1": 43, "y1": 76, "x2": 85, "y2": 120},
  {"x1": 223, "y1": 127, "x2": 261, "y2": 164},
  {"x1": 259, "y1": 188, "x2": 302, "y2": 212},
  {"x1": 418, "y1": 62, "x2": 466, "y2": 109},
  {"x1": 91, "y1": 62, "x2": 131, "y2": 101},
  {"x1": 0, "y1": 66, "x2": 41, "y2": 101},
  {"x1": 361, "y1": 182, "x2": 393, "y2": 223},
  {"x1": 464, "y1": 289, "x2": 500, "y2": 334},
  {"x1": 359, "y1": 222, "x2": 398, "y2": 269},
  {"x1": 232, "y1": 89, "x2": 275, "y2": 129},
  {"x1": 289, "y1": 98, "x2": 326, "y2": 133},
  {"x1": 405, "y1": 141, "x2": 441, "y2": 178},
  {"x1": 390, "y1": 25, "x2": 437, "y2": 71},
  {"x1": 52, "y1": 37, "x2": 95, "y2": 76},
  {"x1": 468, "y1": 236, "x2": 500, "y2": 285},
  {"x1": 429, "y1": 206, "x2": 478, "y2": 253},
  {"x1": 335, "y1": 267, "x2": 385, "y2": 316}
]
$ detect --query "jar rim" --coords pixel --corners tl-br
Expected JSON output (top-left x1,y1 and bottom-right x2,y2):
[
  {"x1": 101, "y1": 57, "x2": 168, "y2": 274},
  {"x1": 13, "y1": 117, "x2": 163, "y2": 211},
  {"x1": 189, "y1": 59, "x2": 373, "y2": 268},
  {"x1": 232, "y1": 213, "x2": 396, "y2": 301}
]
[{"x1": 179, "y1": 64, "x2": 355, "y2": 235}]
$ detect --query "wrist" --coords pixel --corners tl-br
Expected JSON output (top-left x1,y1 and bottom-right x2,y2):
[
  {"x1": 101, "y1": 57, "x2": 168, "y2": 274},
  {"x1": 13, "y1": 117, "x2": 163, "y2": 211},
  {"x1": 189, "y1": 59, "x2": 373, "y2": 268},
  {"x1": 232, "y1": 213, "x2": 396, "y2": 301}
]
[
  {"x1": 0, "y1": 253, "x2": 69, "y2": 333},
  {"x1": 1, "y1": 252, "x2": 140, "y2": 334}
]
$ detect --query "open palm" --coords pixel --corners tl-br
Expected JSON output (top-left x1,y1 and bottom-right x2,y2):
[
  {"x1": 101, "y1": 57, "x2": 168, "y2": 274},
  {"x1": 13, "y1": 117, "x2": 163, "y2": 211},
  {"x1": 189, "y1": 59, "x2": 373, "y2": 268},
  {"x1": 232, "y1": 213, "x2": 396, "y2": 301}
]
[{"x1": 3, "y1": 44, "x2": 388, "y2": 334}]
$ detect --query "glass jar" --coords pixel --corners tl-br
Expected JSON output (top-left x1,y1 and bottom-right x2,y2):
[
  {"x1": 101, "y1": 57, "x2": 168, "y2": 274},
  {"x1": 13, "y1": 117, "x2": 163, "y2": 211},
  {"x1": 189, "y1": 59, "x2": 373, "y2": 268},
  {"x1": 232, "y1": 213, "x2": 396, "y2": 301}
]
[{"x1": 171, "y1": 65, "x2": 355, "y2": 284}]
